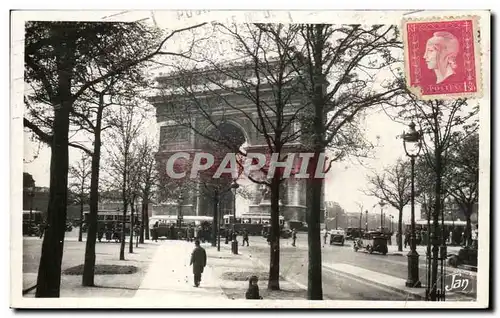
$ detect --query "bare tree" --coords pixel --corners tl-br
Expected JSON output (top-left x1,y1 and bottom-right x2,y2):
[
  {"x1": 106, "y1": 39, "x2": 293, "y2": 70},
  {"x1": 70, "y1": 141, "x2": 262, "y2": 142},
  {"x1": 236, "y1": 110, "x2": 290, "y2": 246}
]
[
  {"x1": 280, "y1": 24, "x2": 403, "y2": 300},
  {"x1": 24, "y1": 21, "x2": 206, "y2": 297},
  {"x1": 445, "y1": 132, "x2": 479, "y2": 246},
  {"x1": 365, "y1": 158, "x2": 412, "y2": 251},
  {"x1": 68, "y1": 155, "x2": 92, "y2": 242},
  {"x1": 134, "y1": 138, "x2": 159, "y2": 243},
  {"x1": 395, "y1": 96, "x2": 478, "y2": 301},
  {"x1": 103, "y1": 104, "x2": 145, "y2": 260},
  {"x1": 155, "y1": 23, "x2": 308, "y2": 290}
]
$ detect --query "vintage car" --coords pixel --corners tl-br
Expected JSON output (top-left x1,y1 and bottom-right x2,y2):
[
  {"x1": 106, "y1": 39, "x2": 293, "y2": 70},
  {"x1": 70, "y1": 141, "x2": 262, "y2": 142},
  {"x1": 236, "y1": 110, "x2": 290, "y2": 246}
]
[
  {"x1": 329, "y1": 229, "x2": 345, "y2": 246},
  {"x1": 353, "y1": 231, "x2": 388, "y2": 255},
  {"x1": 262, "y1": 225, "x2": 292, "y2": 239},
  {"x1": 448, "y1": 245, "x2": 478, "y2": 268},
  {"x1": 345, "y1": 227, "x2": 364, "y2": 240}
]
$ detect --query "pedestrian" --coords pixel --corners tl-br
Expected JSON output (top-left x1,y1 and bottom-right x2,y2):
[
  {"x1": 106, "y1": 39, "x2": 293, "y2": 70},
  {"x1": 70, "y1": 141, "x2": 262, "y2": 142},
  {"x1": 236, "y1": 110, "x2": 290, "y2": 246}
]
[
  {"x1": 471, "y1": 225, "x2": 478, "y2": 248},
  {"x1": 152, "y1": 221, "x2": 159, "y2": 242},
  {"x1": 190, "y1": 239, "x2": 207, "y2": 287},
  {"x1": 292, "y1": 229, "x2": 297, "y2": 247},
  {"x1": 242, "y1": 228, "x2": 249, "y2": 246},
  {"x1": 38, "y1": 222, "x2": 46, "y2": 239},
  {"x1": 404, "y1": 231, "x2": 409, "y2": 249},
  {"x1": 323, "y1": 229, "x2": 328, "y2": 245},
  {"x1": 245, "y1": 275, "x2": 263, "y2": 299},
  {"x1": 189, "y1": 226, "x2": 195, "y2": 243}
]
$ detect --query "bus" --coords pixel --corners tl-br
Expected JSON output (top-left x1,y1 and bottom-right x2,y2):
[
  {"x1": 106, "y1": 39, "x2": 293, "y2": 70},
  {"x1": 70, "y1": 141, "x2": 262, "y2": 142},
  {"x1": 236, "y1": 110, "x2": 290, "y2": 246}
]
[
  {"x1": 405, "y1": 220, "x2": 468, "y2": 246},
  {"x1": 23, "y1": 210, "x2": 46, "y2": 236},
  {"x1": 149, "y1": 215, "x2": 213, "y2": 239},
  {"x1": 222, "y1": 214, "x2": 285, "y2": 236},
  {"x1": 83, "y1": 210, "x2": 141, "y2": 234}
]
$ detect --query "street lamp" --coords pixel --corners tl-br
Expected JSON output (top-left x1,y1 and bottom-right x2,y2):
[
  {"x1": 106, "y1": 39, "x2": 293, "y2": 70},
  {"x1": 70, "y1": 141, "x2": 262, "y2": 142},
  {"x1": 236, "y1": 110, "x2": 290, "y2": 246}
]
[
  {"x1": 365, "y1": 210, "x2": 368, "y2": 232},
  {"x1": 177, "y1": 194, "x2": 184, "y2": 230},
  {"x1": 379, "y1": 200, "x2": 386, "y2": 231},
  {"x1": 28, "y1": 186, "x2": 35, "y2": 230},
  {"x1": 403, "y1": 121, "x2": 422, "y2": 288},
  {"x1": 219, "y1": 180, "x2": 239, "y2": 252},
  {"x1": 230, "y1": 180, "x2": 239, "y2": 233}
]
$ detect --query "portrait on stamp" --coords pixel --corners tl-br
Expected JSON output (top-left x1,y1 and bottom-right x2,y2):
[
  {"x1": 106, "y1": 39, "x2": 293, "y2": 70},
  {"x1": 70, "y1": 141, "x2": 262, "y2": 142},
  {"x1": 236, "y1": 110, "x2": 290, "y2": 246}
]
[{"x1": 403, "y1": 17, "x2": 481, "y2": 100}]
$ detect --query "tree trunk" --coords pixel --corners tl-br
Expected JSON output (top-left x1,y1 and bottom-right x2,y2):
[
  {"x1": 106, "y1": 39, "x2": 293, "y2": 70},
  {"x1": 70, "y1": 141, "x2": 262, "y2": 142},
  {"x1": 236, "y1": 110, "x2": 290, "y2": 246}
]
[
  {"x1": 212, "y1": 194, "x2": 219, "y2": 247},
  {"x1": 129, "y1": 199, "x2": 135, "y2": 253},
  {"x1": 307, "y1": 176, "x2": 323, "y2": 300},
  {"x1": 82, "y1": 98, "x2": 103, "y2": 286},
  {"x1": 430, "y1": 147, "x2": 442, "y2": 301},
  {"x1": 144, "y1": 200, "x2": 150, "y2": 240},
  {"x1": 120, "y1": 204, "x2": 127, "y2": 260},
  {"x1": 397, "y1": 207, "x2": 403, "y2": 252},
  {"x1": 465, "y1": 209, "x2": 472, "y2": 246},
  {"x1": 120, "y1": 152, "x2": 128, "y2": 260},
  {"x1": 78, "y1": 197, "x2": 84, "y2": 242},
  {"x1": 140, "y1": 201, "x2": 145, "y2": 244},
  {"x1": 35, "y1": 34, "x2": 74, "y2": 297},
  {"x1": 268, "y1": 177, "x2": 281, "y2": 290}
]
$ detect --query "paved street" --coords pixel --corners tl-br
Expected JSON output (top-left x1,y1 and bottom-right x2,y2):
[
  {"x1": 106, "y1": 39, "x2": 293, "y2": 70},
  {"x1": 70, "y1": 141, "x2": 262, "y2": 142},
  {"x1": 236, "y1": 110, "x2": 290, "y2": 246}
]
[
  {"x1": 23, "y1": 229, "x2": 477, "y2": 301},
  {"x1": 238, "y1": 233, "x2": 477, "y2": 301}
]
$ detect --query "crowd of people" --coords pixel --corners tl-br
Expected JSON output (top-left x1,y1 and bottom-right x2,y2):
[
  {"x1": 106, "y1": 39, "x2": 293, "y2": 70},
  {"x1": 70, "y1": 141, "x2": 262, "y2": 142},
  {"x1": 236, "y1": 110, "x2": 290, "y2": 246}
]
[{"x1": 403, "y1": 225, "x2": 479, "y2": 248}]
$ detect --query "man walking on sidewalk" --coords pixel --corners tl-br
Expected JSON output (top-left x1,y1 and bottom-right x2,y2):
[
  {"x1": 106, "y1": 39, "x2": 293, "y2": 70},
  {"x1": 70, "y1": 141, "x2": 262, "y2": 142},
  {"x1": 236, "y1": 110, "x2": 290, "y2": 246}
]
[
  {"x1": 292, "y1": 229, "x2": 297, "y2": 247},
  {"x1": 190, "y1": 240, "x2": 207, "y2": 287},
  {"x1": 242, "y1": 228, "x2": 249, "y2": 246}
]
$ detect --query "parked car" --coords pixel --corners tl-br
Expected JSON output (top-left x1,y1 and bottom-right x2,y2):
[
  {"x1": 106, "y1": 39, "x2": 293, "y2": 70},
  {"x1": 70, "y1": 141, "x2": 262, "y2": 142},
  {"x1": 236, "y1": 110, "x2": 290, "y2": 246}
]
[
  {"x1": 448, "y1": 245, "x2": 478, "y2": 268},
  {"x1": 23, "y1": 222, "x2": 40, "y2": 236},
  {"x1": 329, "y1": 229, "x2": 345, "y2": 246}
]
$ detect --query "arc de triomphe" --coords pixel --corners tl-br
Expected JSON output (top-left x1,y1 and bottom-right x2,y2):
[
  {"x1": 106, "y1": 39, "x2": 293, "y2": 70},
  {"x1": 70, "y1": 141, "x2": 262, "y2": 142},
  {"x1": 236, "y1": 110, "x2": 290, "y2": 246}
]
[{"x1": 150, "y1": 65, "x2": 325, "y2": 226}]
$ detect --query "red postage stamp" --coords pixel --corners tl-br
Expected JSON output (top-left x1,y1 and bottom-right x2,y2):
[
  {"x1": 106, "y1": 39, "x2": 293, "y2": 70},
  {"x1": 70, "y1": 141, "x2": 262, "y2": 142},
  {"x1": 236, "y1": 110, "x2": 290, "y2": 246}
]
[{"x1": 402, "y1": 16, "x2": 482, "y2": 100}]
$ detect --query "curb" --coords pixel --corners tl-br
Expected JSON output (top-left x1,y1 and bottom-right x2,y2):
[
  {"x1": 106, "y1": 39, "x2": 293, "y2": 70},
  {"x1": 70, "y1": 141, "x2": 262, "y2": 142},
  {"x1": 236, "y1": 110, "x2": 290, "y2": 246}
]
[{"x1": 322, "y1": 265, "x2": 425, "y2": 300}]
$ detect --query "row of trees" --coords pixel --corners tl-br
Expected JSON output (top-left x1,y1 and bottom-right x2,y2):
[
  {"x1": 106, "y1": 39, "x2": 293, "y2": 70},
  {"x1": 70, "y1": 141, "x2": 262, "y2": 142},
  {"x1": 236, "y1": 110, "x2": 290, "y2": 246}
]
[
  {"x1": 23, "y1": 20, "x2": 480, "y2": 302},
  {"x1": 154, "y1": 23, "x2": 403, "y2": 300},
  {"x1": 24, "y1": 20, "x2": 207, "y2": 297},
  {"x1": 365, "y1": 130, "x2": 479, "y2": 252}
]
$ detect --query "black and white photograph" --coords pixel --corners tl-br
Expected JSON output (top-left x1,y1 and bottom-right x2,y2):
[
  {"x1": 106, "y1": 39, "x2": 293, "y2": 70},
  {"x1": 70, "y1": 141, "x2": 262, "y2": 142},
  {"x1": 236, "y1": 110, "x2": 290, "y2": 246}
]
[{"x1": 10, "y1": 9, "x2": 491, "y2": 308}]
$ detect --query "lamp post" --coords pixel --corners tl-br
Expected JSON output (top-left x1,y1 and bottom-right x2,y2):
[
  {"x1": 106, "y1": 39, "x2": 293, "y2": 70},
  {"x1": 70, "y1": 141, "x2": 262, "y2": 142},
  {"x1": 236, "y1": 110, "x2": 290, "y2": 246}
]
[
  {"x1": 365, "y1": 210, "x2": 368, "y2": 232},
  {"x1": 359, "y1": 210, "x2": 362, "y2": 231},
  {"x1": 231, "y1": 181, "x2": 239, "y2": 233},
  {"x1": 28, "y1": 186, "x2": 35, "y2": 230},
  {"x1": 177, "y1": 194, "x2": 183, "y2": 230},
  {"x1": 218, "y1": 180, "x2": 239, "y2": 252},
  {"x1": 403, "y1": 122, "x2": 422, "y2": 288},
  {"x1": 379, "y1": 200, "x2": 386, "y2": 231}
]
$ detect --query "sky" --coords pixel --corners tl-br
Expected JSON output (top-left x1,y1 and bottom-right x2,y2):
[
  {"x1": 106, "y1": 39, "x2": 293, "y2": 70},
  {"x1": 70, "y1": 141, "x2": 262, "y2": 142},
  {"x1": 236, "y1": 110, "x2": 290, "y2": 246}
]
[
  {"x1": 21, "y1": 15, "x2": 487, "y2": 224},
  {"x1": 23, "y1": 101, "x2": 415, "y2": 222}
]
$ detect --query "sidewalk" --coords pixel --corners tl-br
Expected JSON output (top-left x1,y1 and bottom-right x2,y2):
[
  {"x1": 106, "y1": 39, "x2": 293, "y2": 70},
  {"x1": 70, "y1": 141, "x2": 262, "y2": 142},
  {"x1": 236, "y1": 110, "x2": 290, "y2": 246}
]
[
  {"x1": 324, "y1": 263, "x2": 476, "y2": 302},
  {"x1": 135, "y1": 241, "x2": 227, "y2": 303},
  {"x1": 23, "y1": 239, "x2": 159, "y2": 297},
  {"x1": 212, "y1": 242, "x2": 307, "y2": 300}
]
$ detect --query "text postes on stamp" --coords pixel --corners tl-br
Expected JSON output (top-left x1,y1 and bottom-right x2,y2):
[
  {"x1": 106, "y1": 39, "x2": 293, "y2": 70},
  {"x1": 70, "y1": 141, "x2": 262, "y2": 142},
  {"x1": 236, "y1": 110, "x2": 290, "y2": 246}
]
[{"x1": 402, "y1": 16, "x2": 482, "y2": 100}]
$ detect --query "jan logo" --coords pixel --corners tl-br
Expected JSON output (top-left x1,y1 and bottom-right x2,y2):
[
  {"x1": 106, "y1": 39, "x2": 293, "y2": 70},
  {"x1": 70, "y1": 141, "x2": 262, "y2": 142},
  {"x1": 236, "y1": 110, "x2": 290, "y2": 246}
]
[{"x1": 445, "y1": 273, "x2": 470, "y2": 292}]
